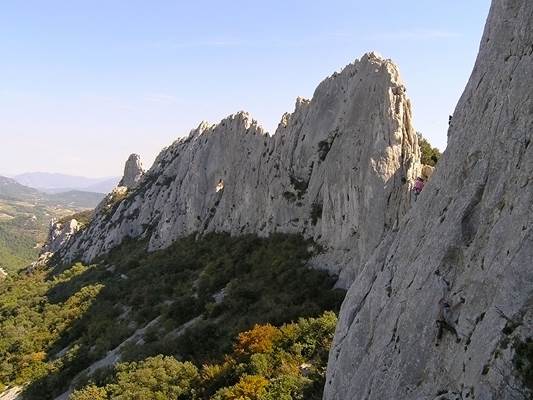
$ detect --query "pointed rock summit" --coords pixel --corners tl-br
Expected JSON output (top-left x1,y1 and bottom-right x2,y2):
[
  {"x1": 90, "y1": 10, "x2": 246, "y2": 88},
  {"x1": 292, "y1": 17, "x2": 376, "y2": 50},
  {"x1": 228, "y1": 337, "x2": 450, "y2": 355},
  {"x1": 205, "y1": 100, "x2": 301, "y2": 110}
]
[
  {"x1": 118, "y1": 153, "x2": 144, "y2": 188},
  {"x1": 324, "y1": 1, "x2": 533, "y2": 398}
]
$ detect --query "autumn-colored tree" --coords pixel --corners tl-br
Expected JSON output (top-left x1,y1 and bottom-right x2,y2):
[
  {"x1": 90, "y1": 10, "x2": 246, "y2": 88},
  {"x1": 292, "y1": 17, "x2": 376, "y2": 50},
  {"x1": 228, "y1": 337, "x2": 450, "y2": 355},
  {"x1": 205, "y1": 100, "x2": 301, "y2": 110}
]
[{"x1": 234, "y1": 324, "x2": 281, "y2": 356}]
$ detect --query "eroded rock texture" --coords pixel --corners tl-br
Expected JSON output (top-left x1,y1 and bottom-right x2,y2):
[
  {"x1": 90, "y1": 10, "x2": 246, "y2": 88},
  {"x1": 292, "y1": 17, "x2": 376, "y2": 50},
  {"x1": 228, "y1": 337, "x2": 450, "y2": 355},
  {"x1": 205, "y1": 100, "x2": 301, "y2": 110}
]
[
  {"x1": 55, "y1": 53, "x2": 420, "y2": 285},
  {"x1": 324, "y1": 1, "x2": 533, "y2": 398}
]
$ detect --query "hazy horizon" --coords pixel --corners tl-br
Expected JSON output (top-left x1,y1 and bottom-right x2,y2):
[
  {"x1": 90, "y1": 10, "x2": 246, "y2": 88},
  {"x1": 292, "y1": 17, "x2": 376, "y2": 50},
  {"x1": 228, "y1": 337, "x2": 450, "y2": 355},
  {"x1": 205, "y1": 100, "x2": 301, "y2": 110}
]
[{"x1": 1, "y1": 1, "x2": 491, "y2": 178}]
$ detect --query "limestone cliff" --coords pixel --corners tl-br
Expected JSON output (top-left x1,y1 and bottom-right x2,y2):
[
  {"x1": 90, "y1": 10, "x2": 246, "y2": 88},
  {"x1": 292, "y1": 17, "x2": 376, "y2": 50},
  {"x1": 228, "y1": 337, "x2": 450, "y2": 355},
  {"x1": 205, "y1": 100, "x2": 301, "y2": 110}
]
[
  {"x1": 324, "y1": 1, "x2": 533, "y2": 398},
  {"x1": 54, "y1": 53, "x2": 420, "y2": 286}
]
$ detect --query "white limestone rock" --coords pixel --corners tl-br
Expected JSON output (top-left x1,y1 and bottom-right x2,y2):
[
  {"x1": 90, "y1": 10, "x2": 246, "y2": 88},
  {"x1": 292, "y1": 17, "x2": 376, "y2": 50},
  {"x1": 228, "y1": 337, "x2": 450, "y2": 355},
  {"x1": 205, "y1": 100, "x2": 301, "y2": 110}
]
[
  {"x1": 118, "y1": 154, "x2": 144, "y2": 189},
  {"x1": 42, "y1": 218, "x2": 81, "y2": 254},
  {"x1": 55, "y1": 53, "x2": 420, "y2": 286},
  {"x1": 324, "y1": 1, "x2": 533, "y2": 398}
]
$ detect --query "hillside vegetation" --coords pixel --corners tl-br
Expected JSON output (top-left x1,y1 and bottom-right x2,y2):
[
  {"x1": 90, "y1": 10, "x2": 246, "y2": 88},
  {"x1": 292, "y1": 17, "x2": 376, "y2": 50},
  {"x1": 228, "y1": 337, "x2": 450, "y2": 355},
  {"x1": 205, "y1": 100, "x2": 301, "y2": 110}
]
[
  {"x1": 0, "y1": 176, "x2": 103, "y2": 273},
  {"x1": 0, "y1": 233, "x2": 345, "y2": 399},
  {"x1": 71, "y1": 312, "x2": 337, "y2": 400}
]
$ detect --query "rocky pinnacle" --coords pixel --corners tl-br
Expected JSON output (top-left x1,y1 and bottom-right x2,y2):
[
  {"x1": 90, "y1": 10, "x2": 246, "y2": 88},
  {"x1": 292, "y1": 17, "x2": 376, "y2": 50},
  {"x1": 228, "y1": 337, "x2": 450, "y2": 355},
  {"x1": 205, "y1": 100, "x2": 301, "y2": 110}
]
[{"x1": 118, "y1": 153, "x2": 145, "y2": 188}]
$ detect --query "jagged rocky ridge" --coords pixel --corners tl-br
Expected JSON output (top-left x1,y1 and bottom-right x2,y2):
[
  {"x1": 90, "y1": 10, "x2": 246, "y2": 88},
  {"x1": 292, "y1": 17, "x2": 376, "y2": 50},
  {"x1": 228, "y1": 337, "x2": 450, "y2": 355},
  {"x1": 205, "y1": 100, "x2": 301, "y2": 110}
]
[
  {"x1": 55, "y1": 52, "x2": 420, "y2": 286},
  {"x1": 324, "y1": 1, "x2": 533, "y2": 399}
]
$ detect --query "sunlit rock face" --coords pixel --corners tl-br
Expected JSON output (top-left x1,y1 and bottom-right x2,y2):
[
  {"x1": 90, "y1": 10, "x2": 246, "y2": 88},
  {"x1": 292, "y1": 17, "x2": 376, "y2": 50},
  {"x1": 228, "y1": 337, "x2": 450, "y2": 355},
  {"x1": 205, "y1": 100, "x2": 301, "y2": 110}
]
[
  {"x1": 42, "y1": 218, "x2": 81, "y2": 254},
  {"x1": 54, "y1": 52, "x2": 420, "y2": 287},
  {"x1": 324, "y1": 1, "x2": 533, "y2": 398}
]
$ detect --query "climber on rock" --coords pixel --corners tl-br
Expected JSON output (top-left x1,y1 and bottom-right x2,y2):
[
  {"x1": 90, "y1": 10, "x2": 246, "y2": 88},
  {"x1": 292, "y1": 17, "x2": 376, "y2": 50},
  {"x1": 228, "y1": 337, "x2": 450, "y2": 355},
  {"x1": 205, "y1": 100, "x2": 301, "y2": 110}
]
[
  {"x1": 436, "y1": 297, "x2": 464, "y2": 343},
  {"x1": 412, "y1": 177, "x2": 425, "y2": 200},
  {"x1": 215, "y1": 179, "x2": 225, "y2": 193}
]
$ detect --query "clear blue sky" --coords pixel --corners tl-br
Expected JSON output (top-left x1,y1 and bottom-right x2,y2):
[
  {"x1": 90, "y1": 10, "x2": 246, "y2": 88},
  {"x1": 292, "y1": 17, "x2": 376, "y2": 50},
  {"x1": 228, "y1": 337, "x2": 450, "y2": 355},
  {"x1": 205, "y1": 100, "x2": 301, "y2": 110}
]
[{"x1": 0, "y1": 0, "x2": 491, "y2": 177}]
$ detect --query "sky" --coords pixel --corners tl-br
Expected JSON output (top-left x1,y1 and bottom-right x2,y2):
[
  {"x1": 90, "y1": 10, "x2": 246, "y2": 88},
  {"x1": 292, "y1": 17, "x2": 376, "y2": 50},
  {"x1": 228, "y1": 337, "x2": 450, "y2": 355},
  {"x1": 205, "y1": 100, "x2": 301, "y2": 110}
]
[{"x1": 0, "y1": 0, "x2": 491, "y2": 178}]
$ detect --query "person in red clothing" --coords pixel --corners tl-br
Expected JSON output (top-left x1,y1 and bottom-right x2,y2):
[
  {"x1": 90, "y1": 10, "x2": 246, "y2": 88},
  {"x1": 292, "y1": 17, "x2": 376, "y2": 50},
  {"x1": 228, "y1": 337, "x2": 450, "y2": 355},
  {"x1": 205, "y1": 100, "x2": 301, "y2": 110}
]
[{"x1": 413, "y1": 177, "x2": 425, "y2": 200}]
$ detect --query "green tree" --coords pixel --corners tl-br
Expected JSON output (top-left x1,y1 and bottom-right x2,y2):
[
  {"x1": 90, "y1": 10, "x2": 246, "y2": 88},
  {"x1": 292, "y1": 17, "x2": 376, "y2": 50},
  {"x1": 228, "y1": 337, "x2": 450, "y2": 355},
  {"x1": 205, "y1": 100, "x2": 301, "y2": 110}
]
[{"x1": 417, "y1": 133, "x2": 442, "y2": 166}]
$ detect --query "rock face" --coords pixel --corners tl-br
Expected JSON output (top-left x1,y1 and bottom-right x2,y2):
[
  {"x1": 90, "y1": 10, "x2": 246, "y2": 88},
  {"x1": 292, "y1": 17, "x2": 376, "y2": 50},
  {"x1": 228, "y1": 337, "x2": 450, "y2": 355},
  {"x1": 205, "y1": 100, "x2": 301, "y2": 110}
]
[
  {"x1": 26, "y1": 218, "x2": 82, "y2": 274},
  {"x1": 54, "y1": 53, "x2": 420, "y2": 285},
  {"x1": 324, "y1": 1, "x2": 533, "y2": 399},
  {"x1": 118, "y1": 154, "x2": 144, "y2": 188},
  {"x1": 42, "y1": 218, "x2": 81, "y2": 254}
]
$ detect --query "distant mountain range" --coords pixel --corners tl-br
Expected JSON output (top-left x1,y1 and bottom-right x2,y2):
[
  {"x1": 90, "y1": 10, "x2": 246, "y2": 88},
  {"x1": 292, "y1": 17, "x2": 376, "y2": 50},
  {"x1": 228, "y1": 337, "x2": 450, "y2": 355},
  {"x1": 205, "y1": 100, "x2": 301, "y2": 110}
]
[
  {"x1": 12, "y1": 172, "x2": 120, "y2": 194},
  {"x1": 0, "y1": 175, "x2": 105, "y2": 209}
]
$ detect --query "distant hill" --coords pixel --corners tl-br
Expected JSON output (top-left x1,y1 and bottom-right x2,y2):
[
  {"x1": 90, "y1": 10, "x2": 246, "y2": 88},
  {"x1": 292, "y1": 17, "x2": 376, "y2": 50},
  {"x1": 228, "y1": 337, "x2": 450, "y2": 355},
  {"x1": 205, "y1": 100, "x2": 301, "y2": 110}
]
[
  {"x1": 0, "y1": 176, "x2": 40, "y2": 202},
  {"x1": 13, "y1": 172, "x2": 119, "y2": 194},
  {"x1": 0, "y1": 176, "x2": 104, "y2": 208},
  {"x1": 0, "y1": 176, "x2": 104, "y2": 272},
  {"x1": 45, "y1": 190, "x2": 105, "y2": 209}
]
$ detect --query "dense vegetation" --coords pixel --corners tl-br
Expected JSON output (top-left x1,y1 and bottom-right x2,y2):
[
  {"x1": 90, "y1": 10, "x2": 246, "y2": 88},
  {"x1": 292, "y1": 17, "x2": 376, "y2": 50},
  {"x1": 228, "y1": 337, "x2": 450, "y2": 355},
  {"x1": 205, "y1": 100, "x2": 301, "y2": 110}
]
[
  {"x1": 417, "y1": 133, "x2": 442, "y2": 167},
  {"x1": 0, "y1": 233, "x2": 345, "y2": 399},
  {"x1": 0, "y1": 213, "x2": 40, "y2": 272},
  {"x1": 71, "y1": 312, "x2": 336, "y2": 399}
]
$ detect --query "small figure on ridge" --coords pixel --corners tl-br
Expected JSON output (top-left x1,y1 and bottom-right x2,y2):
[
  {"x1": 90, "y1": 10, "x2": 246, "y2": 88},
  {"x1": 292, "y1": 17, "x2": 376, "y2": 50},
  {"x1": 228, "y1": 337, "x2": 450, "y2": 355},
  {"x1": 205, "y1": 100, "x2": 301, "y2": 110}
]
[{"x1": 412, "y1": 177, "x2": 425, "y2": 201}]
